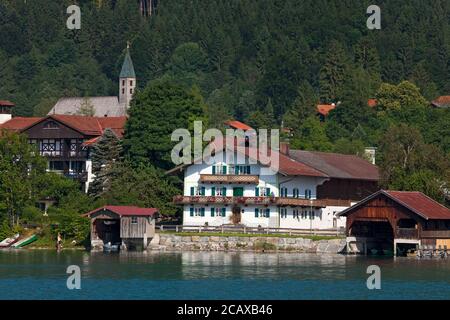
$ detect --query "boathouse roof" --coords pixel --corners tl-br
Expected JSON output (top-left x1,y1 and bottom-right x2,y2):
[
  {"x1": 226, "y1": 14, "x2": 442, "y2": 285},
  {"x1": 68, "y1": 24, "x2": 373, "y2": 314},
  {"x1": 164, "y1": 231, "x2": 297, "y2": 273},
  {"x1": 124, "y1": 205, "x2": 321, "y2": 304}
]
[
  {"x1": 84, "y1": 206, "x2": 159, "y2": 218},
  {"x1": 338, "y1": 190, "x2": 450, "y2": 220}
]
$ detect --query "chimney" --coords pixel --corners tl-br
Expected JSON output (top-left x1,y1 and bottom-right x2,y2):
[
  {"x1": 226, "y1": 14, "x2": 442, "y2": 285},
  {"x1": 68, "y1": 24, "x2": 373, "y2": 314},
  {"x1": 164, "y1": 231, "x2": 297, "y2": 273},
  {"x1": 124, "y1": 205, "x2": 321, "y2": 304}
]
[
  {"x1": 280, "y1": 141, "x2": 290, "y2": 155},
  {"x1": 364, "y1": 147, "x2": 377, "y2": 165},
  {"x1": 0, "y1": 100, "x2": 14, "y2": 125}
]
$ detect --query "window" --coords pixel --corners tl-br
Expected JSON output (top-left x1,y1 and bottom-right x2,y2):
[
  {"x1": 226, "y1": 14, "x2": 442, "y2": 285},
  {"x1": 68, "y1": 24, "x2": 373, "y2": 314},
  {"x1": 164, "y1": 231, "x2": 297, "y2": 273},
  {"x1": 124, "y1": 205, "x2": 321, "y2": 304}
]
[
  {"x1": 293, "y1": 188, "x2": 299, "y2": 198},
  {"x1": 211, "y1": 207, "x2": 226, "y2": 217},
  {"x1": 305, "y1": 189, "x2": 312, "y2": 199},
  {"x1": 280, "y1": 208, "x2": 287, "y2": 219},
  {"x1": 255, "y1": 208, "x2": 270, "y2": 218},
  {"x1": 43, "y1": 121, "x2": 59, "y2": 129},
  {"x1": 130, "y1": 88, "x2": 133, "y2": 94},
  {"x1": 280, "y1": 187, "x2": 288, "y2": 197},
  {"x1": 130, "y1": 80, "x2": 133, "y2": 86},
  {"x1": 293, "y1": 209, "x2": 300, "y2": 219},
  {"x1": 189, "y1": 208, "x2": 205, "y2": 217},
  {"x1": 131, "y1": 216, "x2": 138, "y2": 224},
  {"x1": 233, "y1": 165, "x2": 251, "y2": 175},
  {"x1": 190, "y1": 186, "x2": 205, "y2": 196},
  {"x1": 122, "y1": 88, "x2": 125, "y2": 94},
  {"x1": 40, "y1": 139, "x2": 62, "y2": 156},
  {"x1": 122, "y1": 80, "x2": 125, "y2": 86},
  {"x1": 48, "y1": 161, "x2": 64, "y2": 171},
  {"x1": 256, "y1": 187, "x2": 271, "y2": 197}
]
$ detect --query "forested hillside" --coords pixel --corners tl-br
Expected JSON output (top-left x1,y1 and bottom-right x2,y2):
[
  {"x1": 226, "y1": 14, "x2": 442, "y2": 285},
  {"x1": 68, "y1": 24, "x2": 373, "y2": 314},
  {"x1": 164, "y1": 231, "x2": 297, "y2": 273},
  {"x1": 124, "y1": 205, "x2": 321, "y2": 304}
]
[
  {"x1": 1, "y1": 0, "x2": 449, "y2": 200},
  {"x1": 1, "y1": 0, "x2": 448, "y2": 116}
]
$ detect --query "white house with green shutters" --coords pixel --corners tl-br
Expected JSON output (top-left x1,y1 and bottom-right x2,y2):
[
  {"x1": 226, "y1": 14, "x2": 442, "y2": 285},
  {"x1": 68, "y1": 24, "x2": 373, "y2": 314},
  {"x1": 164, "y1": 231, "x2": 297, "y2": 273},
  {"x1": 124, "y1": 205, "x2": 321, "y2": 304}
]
[{"x1": 169, "y1": 132, "x2": 380, "y2": 230}]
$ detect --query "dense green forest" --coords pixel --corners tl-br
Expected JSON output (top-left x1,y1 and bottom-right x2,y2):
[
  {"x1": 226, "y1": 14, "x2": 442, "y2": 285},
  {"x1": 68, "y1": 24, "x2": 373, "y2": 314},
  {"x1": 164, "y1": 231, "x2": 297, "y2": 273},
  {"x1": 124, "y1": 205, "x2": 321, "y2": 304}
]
[{"x1": 0, "y1": 0, "x2": 449, "y2": 243}]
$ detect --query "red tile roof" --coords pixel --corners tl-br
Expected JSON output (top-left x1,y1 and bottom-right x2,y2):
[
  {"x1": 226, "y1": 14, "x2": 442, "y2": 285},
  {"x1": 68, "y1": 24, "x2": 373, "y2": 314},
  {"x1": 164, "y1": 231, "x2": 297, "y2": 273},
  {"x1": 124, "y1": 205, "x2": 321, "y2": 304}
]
[
  {"x1": 0, "y1": 100, "x2": 15, "y2": 106},
  {"x1": 316, "y1": 104, "x2": 336, "y2": 116},
  {"x1": 168, "y1": 137, "x2": 328, "y2": 178},
  {"x1": 431, "y1": 96, "x2": 450, "y2": 108},
  {"x1": 0, "y1": 115, "x2": 126, "y2": 138},
  {"x1": 367, "y1": 99, "x2": 377, "y2": 108},
  {"x1": 0, "y1": 117, "x2": 41, "y2": 132},
  {"x1": 224, "y1": 120, "x2": 253, "y2": 131},
  {"x1": 339, "y1": 190, "x2": 450, "y2": 220},
  {"x1": 385, "y1": 191, "x2": 450, "y2": 220},
  {"x1": 84, "y1": 205, "x2": 159, "y2": 217}
]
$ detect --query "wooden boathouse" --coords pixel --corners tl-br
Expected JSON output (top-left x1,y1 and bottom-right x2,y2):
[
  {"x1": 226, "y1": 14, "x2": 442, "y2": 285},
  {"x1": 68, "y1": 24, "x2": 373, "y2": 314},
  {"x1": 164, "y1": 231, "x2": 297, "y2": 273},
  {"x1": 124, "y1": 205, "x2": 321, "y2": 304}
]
[
  {"x1": 84, "y1": 206, "x2": 159, "y2": 250},
  {"x1": 338, "y1": 190, "x2": 450, "y2": 256}
]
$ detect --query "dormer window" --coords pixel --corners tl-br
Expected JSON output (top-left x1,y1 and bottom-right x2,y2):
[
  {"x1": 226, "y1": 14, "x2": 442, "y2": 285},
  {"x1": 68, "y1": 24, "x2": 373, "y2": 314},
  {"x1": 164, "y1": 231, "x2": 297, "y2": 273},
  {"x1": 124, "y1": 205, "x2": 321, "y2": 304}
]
[{"x1": 43, "y1": 121, "x2": 59, "y2": 129}]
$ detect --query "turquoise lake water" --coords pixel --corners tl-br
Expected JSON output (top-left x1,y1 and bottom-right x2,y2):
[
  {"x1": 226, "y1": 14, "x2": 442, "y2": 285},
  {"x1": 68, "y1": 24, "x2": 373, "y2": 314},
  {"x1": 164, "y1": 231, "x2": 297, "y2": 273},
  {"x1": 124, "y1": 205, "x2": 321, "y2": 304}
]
[{"x1": 0, "y1": 250, "x2": 449, "y2": 300}]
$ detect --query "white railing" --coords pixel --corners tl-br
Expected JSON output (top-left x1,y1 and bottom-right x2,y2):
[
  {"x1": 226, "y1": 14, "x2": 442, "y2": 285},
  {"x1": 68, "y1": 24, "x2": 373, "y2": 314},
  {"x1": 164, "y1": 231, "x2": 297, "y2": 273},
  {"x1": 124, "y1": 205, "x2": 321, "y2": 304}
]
[{"x1": 157, "y1": 225, "x2": 344, "y2": 236}]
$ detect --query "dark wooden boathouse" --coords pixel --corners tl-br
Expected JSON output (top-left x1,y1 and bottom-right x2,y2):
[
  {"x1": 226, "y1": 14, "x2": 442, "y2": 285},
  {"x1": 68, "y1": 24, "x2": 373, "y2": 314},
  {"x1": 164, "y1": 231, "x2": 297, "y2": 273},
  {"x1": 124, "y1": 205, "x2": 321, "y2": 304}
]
[
  {"x1": 84, "y1": 206, "x2": 159, "y2": 250},
  {"x1": 338, "y1": 190, "x2": 450, "y2": 256}
]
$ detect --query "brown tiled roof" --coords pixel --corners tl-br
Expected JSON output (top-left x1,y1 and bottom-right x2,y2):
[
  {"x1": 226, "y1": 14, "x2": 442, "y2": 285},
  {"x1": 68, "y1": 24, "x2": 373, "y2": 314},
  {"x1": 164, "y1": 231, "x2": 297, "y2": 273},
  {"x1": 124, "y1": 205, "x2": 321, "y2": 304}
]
[
  {"x1": 0, "y1": 100, "x2": 15, "y2": 106},
  {"x1": 84, "y1": 205, "x2": 158, "y2": 217},
  {"x1": 431, "y1": 96, "x2": 450, "y2": 108},
  {"x1": 0, "y1": 117, "x2": 42, "y2": 132},
  {"x1": 316, "y1": 104, "x2": 336, "y2": 116},
  {"x1": 367, "y1": 99, "x2": 377, "y2": 108},
  {"x1": 224, "y1": 120, "x2": 254, "y2": 131},
  {"x1": 339, "y1": 190, "x2": 450, "y2": 220},
  {"x1": 289, "y1": 150, "x2": 379, "y2": 181},
  {"x1": 1, "y1": 115, "x2": 126, "y2": 137},
  {"x1": 385, "y1": 191, "x2": 450, "y2": 220}
]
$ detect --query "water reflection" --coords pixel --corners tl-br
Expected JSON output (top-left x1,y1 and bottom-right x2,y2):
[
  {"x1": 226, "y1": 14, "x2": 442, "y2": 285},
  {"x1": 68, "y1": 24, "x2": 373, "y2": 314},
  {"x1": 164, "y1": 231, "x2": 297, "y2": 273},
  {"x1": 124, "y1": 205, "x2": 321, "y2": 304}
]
[{"x1": 1, "y1": 250, "x2": 450, "y2": 300}]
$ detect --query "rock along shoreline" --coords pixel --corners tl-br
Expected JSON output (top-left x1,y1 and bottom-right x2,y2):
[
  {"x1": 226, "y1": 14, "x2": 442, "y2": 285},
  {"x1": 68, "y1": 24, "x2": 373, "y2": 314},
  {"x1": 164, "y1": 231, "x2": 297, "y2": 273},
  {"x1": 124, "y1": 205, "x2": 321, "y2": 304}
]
[{"x1": 149, "y1": 234, "x2": 346, "y2": 254}]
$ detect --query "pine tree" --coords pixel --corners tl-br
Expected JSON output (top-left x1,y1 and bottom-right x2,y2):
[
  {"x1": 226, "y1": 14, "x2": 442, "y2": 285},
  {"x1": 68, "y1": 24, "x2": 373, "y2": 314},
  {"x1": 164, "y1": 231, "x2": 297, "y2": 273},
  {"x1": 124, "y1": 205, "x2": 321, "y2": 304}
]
[
  {"x1": 77, "y1": 97, "x2": 96, "y2": 116},
  {"x1": 89, "y1": 128, "x2": 123, "y2": 198}
]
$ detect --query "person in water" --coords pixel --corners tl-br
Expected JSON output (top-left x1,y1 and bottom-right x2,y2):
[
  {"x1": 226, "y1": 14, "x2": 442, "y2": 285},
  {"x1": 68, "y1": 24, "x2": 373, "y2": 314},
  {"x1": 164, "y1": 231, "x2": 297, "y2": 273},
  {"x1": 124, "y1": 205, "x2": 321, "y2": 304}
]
[{"x1": 56, "y1": 233, "x2": 62, "y2": 251}]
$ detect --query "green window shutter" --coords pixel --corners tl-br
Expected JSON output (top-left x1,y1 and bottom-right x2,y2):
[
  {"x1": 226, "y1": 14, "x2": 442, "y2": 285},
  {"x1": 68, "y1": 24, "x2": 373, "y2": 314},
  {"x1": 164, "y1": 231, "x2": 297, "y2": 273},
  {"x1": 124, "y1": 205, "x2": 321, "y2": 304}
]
[
  {"x1": 255, "y1": 208, "x2": 259, "y2": 217},
  {"x1": 222, "y1": 187, "x2": 227, "y2": 196},
  {"x1": 222, "y1": 165, "x2": 227, "y2": 174},
  {"x1": 221, "y1": 208, "x2": 226, "y2": 217},
  {"x1": 211, "y1": 208, "x2": 215, "y2": 217},
  {"x1": 190, "y1": 187, "x2": 195, "y2": 196},
  {"x1": 212, "y1": 166, "x2": 216, "y2": 175},
  {"x1": 255, "y1": 187, "x2": 259, "y2": 196},
  {"x1": 235, "y1": 166, "x2": 239, "y2": 174},
  {"x1": 211, "y1": 187, "x2": 215, "y2": 196},
  {"x1": 266, "y1": 187, "x2": 271, "y2": 196},
  {"x1": 266, "y1": 209, "x2": 270, "y2": 217},
  {"x1": 201, "y1": 186, "x2": 205, "y2": 196},
  {"x1": 190, "y1": 208, "x2": 194, "y2": 217},
  {"x1": 201, "y1": 208, "x2": 205, "y2": 217},
  {"x1": 247, "y1": 166, "x2": 251, "y2": 174}
]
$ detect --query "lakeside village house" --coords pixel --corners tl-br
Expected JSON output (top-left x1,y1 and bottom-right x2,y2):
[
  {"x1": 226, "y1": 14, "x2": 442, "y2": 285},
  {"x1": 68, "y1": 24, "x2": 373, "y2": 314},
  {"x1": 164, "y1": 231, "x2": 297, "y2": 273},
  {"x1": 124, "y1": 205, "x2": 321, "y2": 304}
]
[
  {"x1": 2, "y1": 46, "x2": 449, "y2": 236},
  {"x1": 0, "y1": 46, "x2": 135, "y2": 204},
  {"x1": 168, "y1": 122, "x2": 379, "y2": 230}
]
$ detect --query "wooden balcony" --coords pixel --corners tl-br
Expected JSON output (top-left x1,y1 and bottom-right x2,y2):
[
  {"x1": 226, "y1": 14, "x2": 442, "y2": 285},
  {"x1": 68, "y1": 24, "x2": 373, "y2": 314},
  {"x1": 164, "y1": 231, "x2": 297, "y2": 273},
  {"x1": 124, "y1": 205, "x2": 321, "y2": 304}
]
[
  {"x1": 199, "y1": 174, "x2": 259, "y2": 184},
  {"x1": 396, "y1": 228, "x2": 419, "y2": 239},
  {"x1": 421, "y1": 230, "x2": 450, "y2": 239},
  {"x1": 173, "y1": 196, "x2": 326, "y2": 207}
]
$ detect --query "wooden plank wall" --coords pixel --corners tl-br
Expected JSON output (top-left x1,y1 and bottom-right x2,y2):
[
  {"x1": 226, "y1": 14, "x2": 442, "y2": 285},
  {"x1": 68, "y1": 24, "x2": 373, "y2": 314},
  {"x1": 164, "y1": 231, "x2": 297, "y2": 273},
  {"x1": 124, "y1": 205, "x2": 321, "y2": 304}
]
[{"x1": 121, "y1": 217, "x2": 152, "y2": 238}]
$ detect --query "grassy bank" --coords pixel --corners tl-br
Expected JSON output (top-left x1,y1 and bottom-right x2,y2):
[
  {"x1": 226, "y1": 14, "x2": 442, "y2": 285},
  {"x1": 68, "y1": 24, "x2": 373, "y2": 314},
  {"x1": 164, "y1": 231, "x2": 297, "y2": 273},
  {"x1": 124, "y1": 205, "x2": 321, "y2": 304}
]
[{"x1": 158, "y1": 231, "x2": 343, "y2": 241}]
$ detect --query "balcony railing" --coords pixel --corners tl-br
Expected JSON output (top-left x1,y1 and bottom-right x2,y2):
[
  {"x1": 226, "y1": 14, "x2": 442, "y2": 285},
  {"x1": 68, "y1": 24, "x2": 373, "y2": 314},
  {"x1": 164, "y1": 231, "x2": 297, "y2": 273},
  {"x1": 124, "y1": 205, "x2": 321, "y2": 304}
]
[
  {"x1": 63, "y1": 171, "x2": 88, "y2": 183},
  {"x1": 199, "y1": 174, "x2": 259, "y2": 184},
  {"x1": 396, "y1": 228, "x2": 419, "y2": 239},
  {"x1": 421, "y1": 230, "x2": 450, "y2": 238},
  {"x1": 173, "y1": 196, "x2": 326, "y2": 207}
]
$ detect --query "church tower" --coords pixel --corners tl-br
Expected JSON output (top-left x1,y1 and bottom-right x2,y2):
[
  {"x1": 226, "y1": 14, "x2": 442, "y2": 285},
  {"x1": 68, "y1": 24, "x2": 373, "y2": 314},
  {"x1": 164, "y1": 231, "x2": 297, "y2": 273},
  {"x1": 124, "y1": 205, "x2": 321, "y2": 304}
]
[{"x1": 119, "y1": 43, "x2": 136, "y2": 108}]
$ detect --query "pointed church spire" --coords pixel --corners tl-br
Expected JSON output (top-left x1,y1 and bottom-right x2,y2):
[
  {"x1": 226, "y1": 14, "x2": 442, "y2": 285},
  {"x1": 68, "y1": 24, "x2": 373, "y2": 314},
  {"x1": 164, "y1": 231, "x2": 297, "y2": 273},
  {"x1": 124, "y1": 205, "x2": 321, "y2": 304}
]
[
  {"x1": 120, "y1": 43, "x2": 136, "y2": 78},
  {"x1": 119, "y1": 43, "x2": 137, "y2": 108}
]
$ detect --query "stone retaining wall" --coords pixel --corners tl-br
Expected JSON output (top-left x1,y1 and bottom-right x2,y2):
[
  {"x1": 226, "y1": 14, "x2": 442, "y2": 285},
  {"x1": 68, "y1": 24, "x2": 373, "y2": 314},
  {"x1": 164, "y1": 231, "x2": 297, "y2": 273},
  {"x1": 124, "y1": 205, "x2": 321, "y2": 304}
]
[{"x1": 149, "y1": 234, "x2": 346, "y2": 254}]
